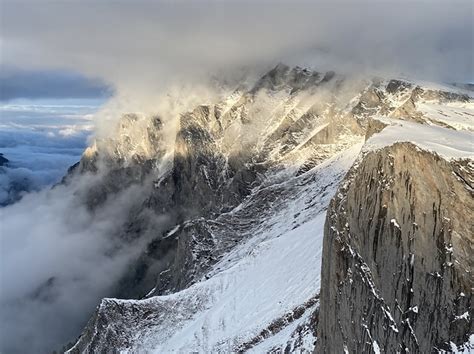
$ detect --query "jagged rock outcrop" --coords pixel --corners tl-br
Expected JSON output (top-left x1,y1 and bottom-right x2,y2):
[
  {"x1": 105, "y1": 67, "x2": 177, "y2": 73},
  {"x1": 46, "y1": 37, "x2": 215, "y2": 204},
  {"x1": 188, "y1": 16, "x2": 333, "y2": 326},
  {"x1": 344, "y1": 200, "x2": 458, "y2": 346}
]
[
  {"x1": 352, "y1": 78, "x2": 471, "y2": 129},
  {"x1": 68, "y1": 64, "x2": 365, "y2": 301},
  {"x1": 317, "y1": 143, "x2": 473, "y2": 352}
]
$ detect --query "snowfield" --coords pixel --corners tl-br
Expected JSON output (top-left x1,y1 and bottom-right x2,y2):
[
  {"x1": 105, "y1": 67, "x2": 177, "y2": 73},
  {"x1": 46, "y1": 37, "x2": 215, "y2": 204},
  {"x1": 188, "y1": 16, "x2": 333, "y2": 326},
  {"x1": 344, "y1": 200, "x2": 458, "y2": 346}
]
[
  {"x1": 152, "y1": 213, "x2": 325, "y2": 353},
  {"x1": 365, "y1": 118, "x2": 474, "y2": 160},
  {"x1": 417, "y1": 101, "x2": 474, "y2": 131}
]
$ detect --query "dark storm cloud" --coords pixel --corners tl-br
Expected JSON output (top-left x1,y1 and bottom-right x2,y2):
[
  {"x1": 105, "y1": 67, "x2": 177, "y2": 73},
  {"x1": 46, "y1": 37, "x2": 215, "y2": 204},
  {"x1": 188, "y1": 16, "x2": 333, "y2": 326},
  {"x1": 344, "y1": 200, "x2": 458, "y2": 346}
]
[{"x1": 0, "y1": 67, "x2": 113, "y2": 101}]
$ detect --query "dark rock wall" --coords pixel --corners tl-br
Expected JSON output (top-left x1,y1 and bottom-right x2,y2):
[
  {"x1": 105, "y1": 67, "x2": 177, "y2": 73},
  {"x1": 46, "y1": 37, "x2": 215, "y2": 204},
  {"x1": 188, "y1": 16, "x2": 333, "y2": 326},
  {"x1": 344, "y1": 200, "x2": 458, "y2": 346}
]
[{"x1": 317, "y1": 143, "x2": 473, "y2": 352}]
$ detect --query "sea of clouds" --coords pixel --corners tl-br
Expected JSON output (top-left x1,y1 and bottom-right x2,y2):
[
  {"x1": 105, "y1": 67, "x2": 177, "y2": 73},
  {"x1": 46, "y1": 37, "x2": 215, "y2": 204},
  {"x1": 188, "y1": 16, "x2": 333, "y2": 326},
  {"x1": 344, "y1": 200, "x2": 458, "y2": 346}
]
[{"x1": 0, "y1": 99, "x2": 102, "y2": 205}]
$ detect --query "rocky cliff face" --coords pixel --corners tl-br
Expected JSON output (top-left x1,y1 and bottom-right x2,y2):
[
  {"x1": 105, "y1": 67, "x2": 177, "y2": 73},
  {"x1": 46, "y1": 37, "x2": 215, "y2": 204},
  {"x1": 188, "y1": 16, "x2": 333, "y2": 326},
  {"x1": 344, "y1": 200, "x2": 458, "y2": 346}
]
[
  {"x1": 67, "y1": 64, "x2": 364, "y2": 301},
  {"x1": 317, "y1": 141, "x2": 473, "y2": 352},
  {"x1": 64, "y1": 65, "x2": 473, "y2": 352}
]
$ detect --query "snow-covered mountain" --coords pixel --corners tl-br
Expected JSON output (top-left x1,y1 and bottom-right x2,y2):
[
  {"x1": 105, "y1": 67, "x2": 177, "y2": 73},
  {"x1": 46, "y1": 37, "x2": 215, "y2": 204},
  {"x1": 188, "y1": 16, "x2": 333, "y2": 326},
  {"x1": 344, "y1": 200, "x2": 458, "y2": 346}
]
[{"x1": 63, "y1": 65, "x2": 473, "y2": 352}]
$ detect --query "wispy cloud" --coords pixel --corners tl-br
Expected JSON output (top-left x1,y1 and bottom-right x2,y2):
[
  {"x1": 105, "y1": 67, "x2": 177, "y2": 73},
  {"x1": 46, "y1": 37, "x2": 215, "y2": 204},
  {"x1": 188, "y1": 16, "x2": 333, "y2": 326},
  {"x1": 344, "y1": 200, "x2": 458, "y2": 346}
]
[{"x1": 0, "y1": 177, "x2": 163, "y2": 352}]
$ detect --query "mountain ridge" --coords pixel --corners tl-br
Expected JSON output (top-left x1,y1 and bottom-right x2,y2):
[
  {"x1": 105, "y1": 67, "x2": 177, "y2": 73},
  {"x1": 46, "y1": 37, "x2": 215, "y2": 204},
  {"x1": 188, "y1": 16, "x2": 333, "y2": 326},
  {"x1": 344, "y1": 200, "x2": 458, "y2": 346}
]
[{"x1": 60, "y1": 65, "x2": 473, "y2": 352}]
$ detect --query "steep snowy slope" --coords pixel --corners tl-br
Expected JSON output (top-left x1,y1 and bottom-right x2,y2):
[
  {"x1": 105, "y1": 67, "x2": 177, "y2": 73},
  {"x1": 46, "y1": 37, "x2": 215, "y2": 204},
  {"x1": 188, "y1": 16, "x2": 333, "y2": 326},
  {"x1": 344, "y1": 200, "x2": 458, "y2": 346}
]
[
  {"x1": 65, "y1": 65, "x2": 473, "y2": 352},
  {"x1": 69, "y1": 144, "x2": 362, "y2": 353}
]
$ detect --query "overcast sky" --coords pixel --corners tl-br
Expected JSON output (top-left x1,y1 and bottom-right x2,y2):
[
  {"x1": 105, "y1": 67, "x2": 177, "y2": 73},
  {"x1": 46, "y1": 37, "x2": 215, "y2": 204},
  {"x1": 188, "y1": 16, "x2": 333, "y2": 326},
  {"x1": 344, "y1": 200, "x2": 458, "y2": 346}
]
[
  {"x1": 0, "y1": 67, "x2": 112, "y2": 101},
  {"x1": 1, "y1": 0, "x2": 472, "y2": 103}
]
